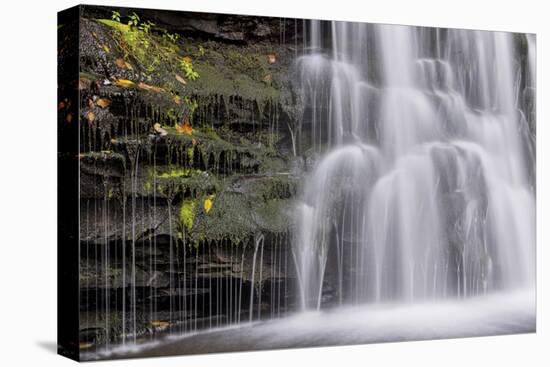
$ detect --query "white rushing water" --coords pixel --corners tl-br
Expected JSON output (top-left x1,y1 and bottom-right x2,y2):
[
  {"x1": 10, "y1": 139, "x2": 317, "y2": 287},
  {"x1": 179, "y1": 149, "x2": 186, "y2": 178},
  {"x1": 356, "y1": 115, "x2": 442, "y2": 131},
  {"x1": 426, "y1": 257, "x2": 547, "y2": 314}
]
[
  {"x1": 294, "y1": 23, "x2": 536, "y2": 309},
  {"x1": 82, "y1": 289, "x2": 535, "y2": 360}
]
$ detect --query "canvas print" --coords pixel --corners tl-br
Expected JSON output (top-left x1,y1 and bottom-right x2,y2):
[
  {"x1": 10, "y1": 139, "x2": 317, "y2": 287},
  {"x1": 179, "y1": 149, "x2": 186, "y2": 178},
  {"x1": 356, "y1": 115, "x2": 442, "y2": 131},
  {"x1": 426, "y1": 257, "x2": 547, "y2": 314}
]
[{"x1": 57, "y1": 5, "x2": 536, "y2": 361}]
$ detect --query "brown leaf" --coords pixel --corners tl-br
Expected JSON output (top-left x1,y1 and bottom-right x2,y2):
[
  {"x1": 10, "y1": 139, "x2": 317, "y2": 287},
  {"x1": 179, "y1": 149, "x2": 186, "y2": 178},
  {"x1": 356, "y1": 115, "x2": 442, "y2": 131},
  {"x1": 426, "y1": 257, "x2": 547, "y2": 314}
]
[
  {"x1": 115, "y1": 58, "x2": 133, "y2": 70},
  {"x1": 58, "y1": 101, "x2": 66, "y2": 110},
  {"x1": 175, "y1": 73, "x2": 187, "y2": 85},
  {"x1": 150, "y1": 320, "x2": 170, "y2": 331},
  {"x1": 65, "y1": 113, "x2": 73, "y2": 124},
  {"x1": 138, "y1": 82, "x2": 164, "y2": 93},
  {"x1": 267, "y1": 53, "x2": 276, "y2": 64},
  {"x1": 95, "y1": 98, "x2": 111, "y2": 108},
  {"x1": 153, "y1": 122, "x2": 168, "y2": 137},
  {"x1": 79, "y1": 78, "x2": 91, "y2": 90}
]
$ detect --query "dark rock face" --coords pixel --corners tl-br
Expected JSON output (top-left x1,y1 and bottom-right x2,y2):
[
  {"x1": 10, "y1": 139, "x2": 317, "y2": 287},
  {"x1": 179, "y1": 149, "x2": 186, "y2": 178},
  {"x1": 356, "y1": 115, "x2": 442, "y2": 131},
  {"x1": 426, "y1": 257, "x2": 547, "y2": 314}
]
[
  {"x1": 74, "y1": 6, "x2": 306, "y2": 348},
  {"x1": 82, "y1": 5, "x2": 304, "y2": 44}
]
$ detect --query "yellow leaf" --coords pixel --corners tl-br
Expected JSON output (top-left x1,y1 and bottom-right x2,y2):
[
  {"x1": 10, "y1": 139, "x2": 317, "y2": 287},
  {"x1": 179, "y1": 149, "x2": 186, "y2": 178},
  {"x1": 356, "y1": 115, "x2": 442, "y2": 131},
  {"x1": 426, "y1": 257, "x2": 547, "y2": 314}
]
[
  {"x1": 175, "y1": 73, "x2": 187, "y2": 85},
  {"x1": 102, "y1": 44, "x2": 110, "y2": 53},
  {"x1": 114, "y1": 79, "x2": 135, "y2": 88},
  {"x1": 204, "y1": 197, "x2": 213, "y2": 214},
  {"x1": 176, "y1": 122, "x2": 193, "y2": 135},
  {"x1": 95, "y1": 98, "x2": 111, "y2": 108}
]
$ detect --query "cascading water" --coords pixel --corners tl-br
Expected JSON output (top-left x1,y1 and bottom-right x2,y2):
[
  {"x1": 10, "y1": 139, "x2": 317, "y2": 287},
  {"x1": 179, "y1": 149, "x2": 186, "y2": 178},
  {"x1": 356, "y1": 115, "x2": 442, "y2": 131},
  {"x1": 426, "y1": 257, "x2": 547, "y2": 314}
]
[
  {"x1": 294, "y1": 22, "x2": 536, "y2": 310},
  {"x1": 71, "y1": 11, "x2": 536, "y2": 360}
]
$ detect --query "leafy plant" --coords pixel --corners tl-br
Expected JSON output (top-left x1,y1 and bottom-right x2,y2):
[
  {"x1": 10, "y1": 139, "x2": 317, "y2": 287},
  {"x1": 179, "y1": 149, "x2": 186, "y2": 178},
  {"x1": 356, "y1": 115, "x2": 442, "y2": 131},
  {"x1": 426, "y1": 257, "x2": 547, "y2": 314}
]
[
  {"x1": 111, "y1": 11, "x2": 121, "y2": 23},
  {"x1": 162, "y1": 30, "x2": 180, "y2": 44},
  {"x1": 180, "y1": 57, "x2": 199, "y2": 81},
  {"x1": 197, "y1": 45, "x2": 206, "y2": 57},
  {"x1": 138, "y1": 20, "x2": 155, "y2": 34},
  {"x1": 128, "y1": 12, "x2": 140, "y2": 28}
]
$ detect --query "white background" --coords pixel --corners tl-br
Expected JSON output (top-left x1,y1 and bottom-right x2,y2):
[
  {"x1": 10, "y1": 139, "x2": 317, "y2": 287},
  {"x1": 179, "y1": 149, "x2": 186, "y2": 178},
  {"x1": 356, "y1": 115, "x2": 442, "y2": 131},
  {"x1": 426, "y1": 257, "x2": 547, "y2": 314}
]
[{"x1": 0, "y1": 0, "x2": 547, "y2": 365}]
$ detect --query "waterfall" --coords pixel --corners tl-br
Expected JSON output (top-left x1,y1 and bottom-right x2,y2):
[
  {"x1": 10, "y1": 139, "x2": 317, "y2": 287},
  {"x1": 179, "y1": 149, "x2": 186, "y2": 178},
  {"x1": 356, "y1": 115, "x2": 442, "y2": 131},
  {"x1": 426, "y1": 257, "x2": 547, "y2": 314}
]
[{"x1": 294, "y1": 23, "x2": 536, "y2": 310}]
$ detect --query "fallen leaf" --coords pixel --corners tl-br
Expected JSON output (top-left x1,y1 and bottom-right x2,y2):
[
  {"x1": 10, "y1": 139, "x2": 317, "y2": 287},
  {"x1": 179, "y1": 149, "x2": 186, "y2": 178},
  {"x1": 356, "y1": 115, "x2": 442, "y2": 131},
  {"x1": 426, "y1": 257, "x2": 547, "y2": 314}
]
[
  {"x1": 150, "y1": 320, "x2": 170, "y2": 330},
  {"x1": 79, "y1": 342, "x2": 94, "y2": 349},
  {"x1": 79, "y1": 78, "x2": 91, "y2": 90},
  {"x1": 115, "y1": 58, "x2": 126, "y2": 68},
  {"x1": 114, "y1": 58, "x2": 133, "y2": 70},
  {"x1": 153, "y1": 122, "x2": 168, "y2": 137},
  {"x1": 102, "y1": 44, "x2": 110, "y2": 53},
  {"x1": 86, "y1": 111, "x2": 96, "y2": 122},
  {"x1": 182, "y1": 56, "x2": 193, "y2": 65},
  {"x1": 138, "y1": 82, "x2": 164, "y2": 93},
  {"x1": 114, "y1": 79, "x2": 135, "y2": 88},
  {"x1": 95, "y1": 98, "x2": 111, "y2": 108},
  {"x1": 65, "y1": 113, "x2": 73, "y2": 124},
  {"x1": 204, "y1": 196, "x2": 214, "y2": 214},
  {"x1": 175, "y1": 73, "x2": 187, "y2": 85},
  {"x1": 267, "y1": 53, "x2": 276, "y2": 64},
  {"x1": 176, "y1": 122, "x2": 193, "y2": 135},
  {"x1": 58, "y1": 101, "x2": 66, "y2": 110},
  {"x1": 173, "y1": 95, "x2": 181, "y2": 105}
]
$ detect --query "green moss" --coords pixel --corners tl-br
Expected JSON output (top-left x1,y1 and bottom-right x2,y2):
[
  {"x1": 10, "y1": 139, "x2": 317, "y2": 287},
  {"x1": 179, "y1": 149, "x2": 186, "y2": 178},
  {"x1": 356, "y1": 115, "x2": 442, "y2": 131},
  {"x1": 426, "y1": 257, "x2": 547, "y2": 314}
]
[
  {"x1": 157, "y1": 168, "x2": 196, "y2": 179},
  {"x1": 180, "y1": 200, "x2": 196, "y2": 232}
]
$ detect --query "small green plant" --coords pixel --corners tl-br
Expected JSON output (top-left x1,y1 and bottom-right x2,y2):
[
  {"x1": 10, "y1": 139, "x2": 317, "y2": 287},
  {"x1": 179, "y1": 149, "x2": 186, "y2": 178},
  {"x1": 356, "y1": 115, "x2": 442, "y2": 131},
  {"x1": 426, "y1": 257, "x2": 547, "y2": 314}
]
[
  {"x1": 111, "y1": 10, "x2": 121, "y2": 23},
  {"x1": 162, "y1": 30, "x2": 180, "y2": 44},
  {"x1": 138, "y1": 20, "x2": 155, "y2": 34},
  {"x1": 197, "y1": 45, "x2": 205, "y2": 57},
  {"x1": 128, "y1": 12, "x2": 140, "y2": 28},
  {"x1": 180, "y1": 57, "x2": 199, "y2": 81}
]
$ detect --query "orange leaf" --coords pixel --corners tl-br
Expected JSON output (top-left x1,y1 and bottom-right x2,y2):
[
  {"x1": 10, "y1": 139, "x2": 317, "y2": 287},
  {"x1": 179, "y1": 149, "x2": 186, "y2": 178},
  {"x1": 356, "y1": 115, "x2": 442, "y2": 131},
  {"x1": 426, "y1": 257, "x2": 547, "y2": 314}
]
[
  {"x1": 182, "y1": 56, "x2": 193, "y2": 65},
  {"x1": 176, "y1": 122, "x2": 193, "y2": 135},
  {"x1": 95, "y1": 98, "x2": 111, "y2": 108},
  {"x1": 58, "y1": 101, "x2": 66, "y2": 110},
  {"x1": 86, "y1": 111, "x2": 96, "y2": 122}
]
